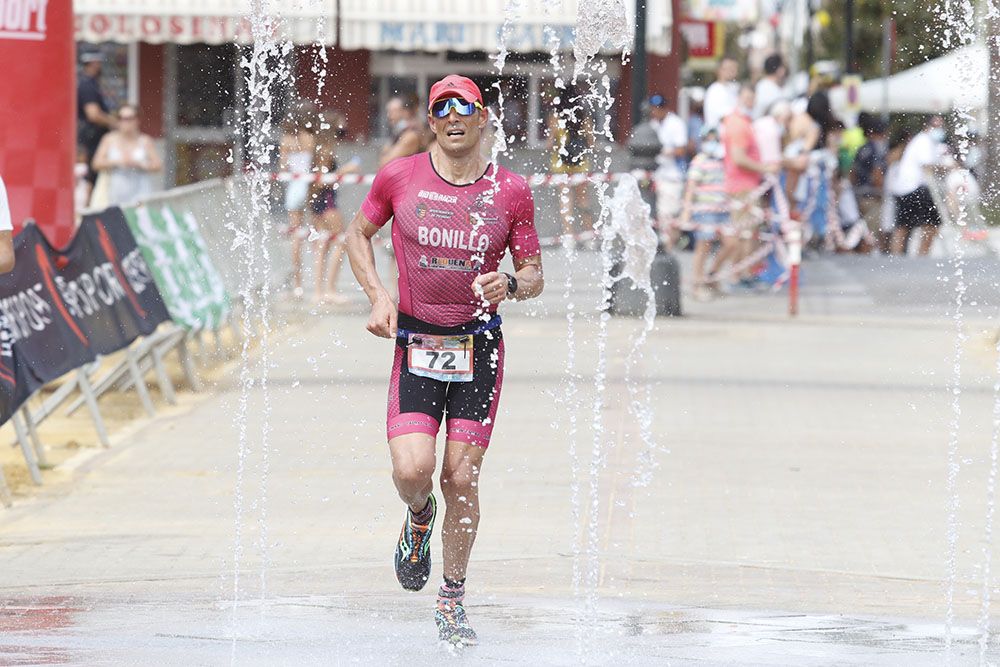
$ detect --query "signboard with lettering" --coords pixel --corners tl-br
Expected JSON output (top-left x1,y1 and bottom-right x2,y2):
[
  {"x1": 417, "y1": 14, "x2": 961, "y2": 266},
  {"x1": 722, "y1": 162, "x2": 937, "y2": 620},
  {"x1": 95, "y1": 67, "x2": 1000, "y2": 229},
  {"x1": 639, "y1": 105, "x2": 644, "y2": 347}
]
[
  {"x1": 0, "y1": 0, "x2": 76, "y2": 246},
  {"x1": 684, "y1": 0, "x2": 758, "y2": 24},
  {"x1": 0, "y1": 208, "x2": 171, "y2": 425}
]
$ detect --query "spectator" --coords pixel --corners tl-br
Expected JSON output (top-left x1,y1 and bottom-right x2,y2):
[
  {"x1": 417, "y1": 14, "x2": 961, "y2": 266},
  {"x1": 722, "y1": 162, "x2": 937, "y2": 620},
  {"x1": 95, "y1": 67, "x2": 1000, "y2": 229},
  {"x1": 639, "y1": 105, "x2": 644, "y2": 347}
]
[
  {"x1": 890, "y1": 115, "x2": 946, "y2": 255},
  {"x1": 90, "y1": 105, "x2": 162, "y2": 208},
  {"x1": 753, "y1": 99, "x2": 792, "y2": 167},
  {"x1": 704, "y1": 57, "x2": 739, "y2": 130},
  {"x1": 943, "y1": 151, "x2": 981, "y2": 225},
  {"x1": 77, "y1": 49, "x2": 117, "y2": 187},
  {"x1": 310, "y1": 113, "x2": 360, "y2": 305},
  {"x1": 850, "y1": 116, "x2": 889, "y2": 253},
  {"x1": 649, "y1": 93, "x2": 688, "y2": 239},
  {"x1": 679, "y1": 128, "x2": 735, "y2": 300},
  {"x1": 548, "y1": 85, "x2": 594, "y2": 244},
  {"x1": 380, "y1": 94, "x2": 426, "y2": 166},
  {"x1": 754, "y1": 54, "x2": 788, "y2": 119},
  {"x1": 722, "y1": 85, "x2": 778, "y2": 284},
  {"x1": 0, "y1": 174, "x2": 15, "y2": 273},
  {"x1": 279, "y1": 106, "x2": 317, "y2": 298},
  {"x1": 685, "y1": 91, "x2": 705, "y2": 161}
]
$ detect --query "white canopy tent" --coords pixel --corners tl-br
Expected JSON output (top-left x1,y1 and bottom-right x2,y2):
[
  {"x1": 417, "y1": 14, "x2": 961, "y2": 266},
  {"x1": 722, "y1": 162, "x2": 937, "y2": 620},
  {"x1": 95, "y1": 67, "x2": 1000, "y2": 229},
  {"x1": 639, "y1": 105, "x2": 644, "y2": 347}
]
[{"x1": 831, "y1": 44, "x2": 988, "y2": 114}]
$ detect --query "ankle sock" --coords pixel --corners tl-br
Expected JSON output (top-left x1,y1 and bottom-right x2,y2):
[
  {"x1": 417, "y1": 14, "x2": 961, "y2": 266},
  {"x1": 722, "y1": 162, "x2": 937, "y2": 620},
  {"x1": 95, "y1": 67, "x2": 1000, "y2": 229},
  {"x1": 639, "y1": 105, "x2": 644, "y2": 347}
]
[
  {"x1": 438, "y1": 577, "x2": 466, "y2": 603},
  {"x1": 411, "y1": 498, "x2": 433, "y2": 525}
]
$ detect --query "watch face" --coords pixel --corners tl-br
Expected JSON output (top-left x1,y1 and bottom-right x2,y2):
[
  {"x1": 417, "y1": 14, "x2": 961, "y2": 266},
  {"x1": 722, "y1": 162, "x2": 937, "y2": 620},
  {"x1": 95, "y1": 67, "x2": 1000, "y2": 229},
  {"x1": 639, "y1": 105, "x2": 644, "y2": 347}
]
[{"x1": 506, "y1": 274, "x2": 517, "y2": 295}]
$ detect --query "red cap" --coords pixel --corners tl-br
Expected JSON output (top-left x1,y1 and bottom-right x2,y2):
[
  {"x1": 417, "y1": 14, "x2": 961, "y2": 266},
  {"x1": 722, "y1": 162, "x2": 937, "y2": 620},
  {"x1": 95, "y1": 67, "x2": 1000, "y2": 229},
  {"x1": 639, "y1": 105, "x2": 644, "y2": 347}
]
[{"x1": 427, "y1": 75, "x2": 483, "y2": 110}]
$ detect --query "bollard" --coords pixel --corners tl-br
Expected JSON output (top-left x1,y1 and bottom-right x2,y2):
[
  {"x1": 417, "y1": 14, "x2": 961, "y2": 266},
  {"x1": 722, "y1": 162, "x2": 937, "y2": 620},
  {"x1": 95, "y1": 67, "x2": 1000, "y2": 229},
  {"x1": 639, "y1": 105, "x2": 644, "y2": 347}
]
[{"x1": 787, "y1": 227, "x2": 802, "y2": 317}]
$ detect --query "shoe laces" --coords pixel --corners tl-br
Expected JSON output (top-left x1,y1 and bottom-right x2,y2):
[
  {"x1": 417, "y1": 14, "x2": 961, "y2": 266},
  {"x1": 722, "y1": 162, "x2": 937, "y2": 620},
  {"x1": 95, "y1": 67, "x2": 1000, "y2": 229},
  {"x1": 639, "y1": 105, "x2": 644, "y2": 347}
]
[{"x1": 408, "y1": 520, "x2": 428, "y2": 563}]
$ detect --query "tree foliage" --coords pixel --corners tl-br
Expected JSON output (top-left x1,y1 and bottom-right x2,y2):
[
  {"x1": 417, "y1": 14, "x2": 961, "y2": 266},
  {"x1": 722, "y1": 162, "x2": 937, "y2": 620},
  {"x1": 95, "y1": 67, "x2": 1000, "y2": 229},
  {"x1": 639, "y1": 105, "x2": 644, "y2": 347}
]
[{"x1": 818, "y1": 0, "x2": 952, "y2": 79}]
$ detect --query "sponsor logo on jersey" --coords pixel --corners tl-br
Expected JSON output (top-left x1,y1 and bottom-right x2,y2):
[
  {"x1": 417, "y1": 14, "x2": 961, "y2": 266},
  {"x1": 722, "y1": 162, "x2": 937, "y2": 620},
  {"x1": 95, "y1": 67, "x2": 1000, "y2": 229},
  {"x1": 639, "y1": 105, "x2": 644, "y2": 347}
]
[
  {"x1": 469, "y1": 195, "x2": 499, "y2": 225},
  {"x1": 418, "y1": 190, "x2": 458, "y2": 204},
  {"x1": 415, "y1": 203, "x2": 429, "y2": 219},
  {"x1": 418, "y1": 255, "x2": 483, "y2": 272},
  {"x1": 417, "y1": 225, "x2": 489, "y2": 251}
]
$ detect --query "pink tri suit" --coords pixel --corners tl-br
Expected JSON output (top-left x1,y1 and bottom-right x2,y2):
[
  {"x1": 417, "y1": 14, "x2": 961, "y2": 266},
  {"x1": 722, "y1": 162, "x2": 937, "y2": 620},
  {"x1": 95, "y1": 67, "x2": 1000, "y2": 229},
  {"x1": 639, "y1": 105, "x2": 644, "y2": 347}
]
[{"x1": 361, "y1": 152, "x2": 541, "y2": 448}]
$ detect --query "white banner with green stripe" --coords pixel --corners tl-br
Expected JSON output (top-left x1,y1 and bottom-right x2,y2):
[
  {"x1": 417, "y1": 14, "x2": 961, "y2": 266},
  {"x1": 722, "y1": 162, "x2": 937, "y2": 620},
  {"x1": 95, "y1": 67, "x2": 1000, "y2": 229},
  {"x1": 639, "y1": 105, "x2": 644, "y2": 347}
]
[{"x1": 124, "y1": 205, "x2": 231, "y2": 331}]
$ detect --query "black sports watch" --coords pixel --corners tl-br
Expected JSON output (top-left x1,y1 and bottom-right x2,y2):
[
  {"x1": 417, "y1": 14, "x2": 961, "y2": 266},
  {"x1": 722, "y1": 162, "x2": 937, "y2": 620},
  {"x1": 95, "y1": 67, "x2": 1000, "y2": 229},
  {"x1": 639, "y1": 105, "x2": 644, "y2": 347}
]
[{"x1": 504, "y1": 272, "x2": 518, "y2": 299}]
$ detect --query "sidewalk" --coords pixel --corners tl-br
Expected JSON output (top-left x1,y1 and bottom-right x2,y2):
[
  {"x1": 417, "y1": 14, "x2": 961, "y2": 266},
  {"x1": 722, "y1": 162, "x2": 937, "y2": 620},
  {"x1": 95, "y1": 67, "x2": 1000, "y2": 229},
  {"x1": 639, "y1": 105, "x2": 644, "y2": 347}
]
[{"x1": 1, "y1": 251, "x2": 999, "y2": 664}]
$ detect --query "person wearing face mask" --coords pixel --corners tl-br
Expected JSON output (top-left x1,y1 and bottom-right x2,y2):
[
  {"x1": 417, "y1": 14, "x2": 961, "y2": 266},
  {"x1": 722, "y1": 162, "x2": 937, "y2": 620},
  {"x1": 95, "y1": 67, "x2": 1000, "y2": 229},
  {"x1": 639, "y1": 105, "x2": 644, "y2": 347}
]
[
  {"x1": 679, "y1": 127, "x2": 735, "y2": 299},
  {"x1": 851, "y1": 116, "x2": 890, "y2": 253},
  {"x1": 890, "y1": 115, "x2": 947, "y2": 255}
]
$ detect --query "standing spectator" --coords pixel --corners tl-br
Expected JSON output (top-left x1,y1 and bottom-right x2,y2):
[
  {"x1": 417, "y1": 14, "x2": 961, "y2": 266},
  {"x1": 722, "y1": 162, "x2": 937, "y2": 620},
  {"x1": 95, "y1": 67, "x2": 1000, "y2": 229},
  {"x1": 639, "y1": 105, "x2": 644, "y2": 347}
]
[
  {"x1": 722, "y1": 85, "x2": 778, "y2": 284},
  {"x1": 890, "y1": 116, "x2": 946, "y2": 256},
  {"x1": 77, "y1": 50, "x2": 117, "y2": 187},
  {"x1": 279, "y1": 107, "x2": 317, "y2": 298},
  {"x1": 851, "y1": 116, "x2": 890, "y2": 253},
  {"x1": 548, "y1": 86, "x2": 594, "y2": 244},
  {"x1": 679, "y1": 128, "x2": 735, "y2": 299},
  {"x1": 753, "y1": 100, "x2": 791, "y2": 167},
  {"x1": 90, "y1": 105, "x2": 162, "y2": 208},
  {"x1": 685, "y1": 92, "x2": 705, "y2": 162},
  {"x1": 310, "y1": 113, "x2": 360, "y2": 305},
  {"x1": 0, "y1": 174, "x2": 16, "y2": 272},
  {"x1": 704, "y1": 57, "x2": 739, "y2": 130},
  {"x1": 381, "y1": 94, "x2": 426, "y2": 166},
  {"x1": 753, "y1": 54, "x2": 788, "y2": 119},
  {"x1": 649, "y1": 93, "x2": 688, "y2": 238}
]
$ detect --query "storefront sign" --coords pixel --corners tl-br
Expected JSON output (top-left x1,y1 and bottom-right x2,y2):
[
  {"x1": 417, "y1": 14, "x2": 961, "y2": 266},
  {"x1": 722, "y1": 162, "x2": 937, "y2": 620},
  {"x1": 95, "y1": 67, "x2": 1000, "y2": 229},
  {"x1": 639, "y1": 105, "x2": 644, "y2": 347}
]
[
  {"x1": 684, "y1": 0, "x2": 758, "y2": 24},
  {"x1": 0, "y1": 0, "x2": 75, "y2": 246},
  {"x1": 679, "y1": 20, "x2": 721, "y2": 59},
  {"x1": 375, "y1": 20, "x2": 576, "y2": 52},
  {"x1": 75, "y1": 14, "x2": 256, "y2": 44},
  {"x1": 0, "y1": 209, "x2": 170, "y2": 424}
]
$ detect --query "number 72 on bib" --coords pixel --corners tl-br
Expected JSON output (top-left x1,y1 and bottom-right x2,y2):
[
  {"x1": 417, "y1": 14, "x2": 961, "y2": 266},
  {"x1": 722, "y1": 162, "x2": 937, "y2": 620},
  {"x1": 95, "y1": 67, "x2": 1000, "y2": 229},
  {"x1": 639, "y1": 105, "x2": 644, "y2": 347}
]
[{"x1": 407, "y1": 333, "x2": 474, "y2": 382}]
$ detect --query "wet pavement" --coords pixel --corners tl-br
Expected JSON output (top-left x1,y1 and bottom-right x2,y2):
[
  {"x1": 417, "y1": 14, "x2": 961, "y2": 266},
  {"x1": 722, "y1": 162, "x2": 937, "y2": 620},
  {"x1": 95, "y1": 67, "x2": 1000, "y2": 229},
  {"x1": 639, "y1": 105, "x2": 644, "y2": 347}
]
[{"x1": 2, "y1": 251, "x2": 1000, "y2": 665}]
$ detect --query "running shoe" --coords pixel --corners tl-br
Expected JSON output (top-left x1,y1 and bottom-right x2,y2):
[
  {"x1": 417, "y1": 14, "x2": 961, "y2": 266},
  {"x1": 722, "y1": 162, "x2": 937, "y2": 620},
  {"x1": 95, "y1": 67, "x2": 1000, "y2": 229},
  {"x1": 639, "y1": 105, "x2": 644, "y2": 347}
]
[
  {"x1": 435, "y1": 597, "x2": 478, "y2": 646},
  {"x1": 393, "y1": 494, "x2": 436, "y2": 591}
]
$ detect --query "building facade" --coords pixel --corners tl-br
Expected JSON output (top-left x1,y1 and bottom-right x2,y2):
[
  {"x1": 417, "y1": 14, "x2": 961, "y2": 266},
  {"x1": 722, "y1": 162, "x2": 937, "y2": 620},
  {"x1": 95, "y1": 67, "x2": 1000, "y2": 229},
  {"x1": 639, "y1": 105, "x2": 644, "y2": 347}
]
[{"x1": 75, "y1": 0, "x2": 679, "y2": 186}]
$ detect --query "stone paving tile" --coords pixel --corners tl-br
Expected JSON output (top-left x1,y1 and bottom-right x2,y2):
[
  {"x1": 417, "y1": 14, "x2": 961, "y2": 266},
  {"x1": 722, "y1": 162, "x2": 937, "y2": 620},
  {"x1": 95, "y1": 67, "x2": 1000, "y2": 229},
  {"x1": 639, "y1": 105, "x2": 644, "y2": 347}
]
[{"x1": 1, "y1": 252, "x2": 999, "y2": 663}]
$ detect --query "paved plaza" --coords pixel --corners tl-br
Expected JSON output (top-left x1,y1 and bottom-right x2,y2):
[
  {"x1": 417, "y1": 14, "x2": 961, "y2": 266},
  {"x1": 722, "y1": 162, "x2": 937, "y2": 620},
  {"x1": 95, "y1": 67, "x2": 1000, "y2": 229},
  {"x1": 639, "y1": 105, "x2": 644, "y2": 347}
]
[{"x1": 1, "y1": 251, "x2": 1000, "y2": 664}]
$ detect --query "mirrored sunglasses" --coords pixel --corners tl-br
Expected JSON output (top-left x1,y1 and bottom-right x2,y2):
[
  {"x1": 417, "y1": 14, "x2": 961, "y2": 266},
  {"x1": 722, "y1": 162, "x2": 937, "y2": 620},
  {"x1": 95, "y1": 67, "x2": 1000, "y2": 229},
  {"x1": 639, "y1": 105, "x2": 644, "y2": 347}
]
[{"x1": 431, "y1": 97, "x2": 482, "y2": 118}]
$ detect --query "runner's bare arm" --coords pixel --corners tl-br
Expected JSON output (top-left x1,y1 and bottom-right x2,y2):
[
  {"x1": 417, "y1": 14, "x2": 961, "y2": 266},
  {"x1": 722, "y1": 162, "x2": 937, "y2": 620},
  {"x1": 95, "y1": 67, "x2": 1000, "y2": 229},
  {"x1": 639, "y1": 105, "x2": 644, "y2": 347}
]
[
  {"x1": 0, "y1": 231, "x2": 13, "y2": 273},
  {"x1": 511, "y1": 254, "x2": 543, "y2": 300},
  {"x1": 472, "y1": 255, "x2": 543, "y2": 305},
  {"x1": 345, "y1": 210, "x2": 397, "y2": 338}
]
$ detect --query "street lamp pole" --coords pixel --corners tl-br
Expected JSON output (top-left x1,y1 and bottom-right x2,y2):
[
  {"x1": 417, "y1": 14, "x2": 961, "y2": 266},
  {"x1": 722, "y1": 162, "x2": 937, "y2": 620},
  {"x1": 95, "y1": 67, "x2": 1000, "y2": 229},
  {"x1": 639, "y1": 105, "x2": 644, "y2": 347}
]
[
  {"x1": 631, "y1": 0, "x2": 648, "y2": 129},
  {"x1": 845, "y1": 0, "x2": 855, "y2": 73}
]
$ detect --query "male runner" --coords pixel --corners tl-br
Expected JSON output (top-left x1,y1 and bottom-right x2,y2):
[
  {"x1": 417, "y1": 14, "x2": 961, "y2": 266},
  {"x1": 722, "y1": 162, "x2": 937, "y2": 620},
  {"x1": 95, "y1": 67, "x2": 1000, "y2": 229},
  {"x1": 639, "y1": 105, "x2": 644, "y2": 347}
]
[{"x1": 345, "y1": 74, "x2": 543, "y2": 646}]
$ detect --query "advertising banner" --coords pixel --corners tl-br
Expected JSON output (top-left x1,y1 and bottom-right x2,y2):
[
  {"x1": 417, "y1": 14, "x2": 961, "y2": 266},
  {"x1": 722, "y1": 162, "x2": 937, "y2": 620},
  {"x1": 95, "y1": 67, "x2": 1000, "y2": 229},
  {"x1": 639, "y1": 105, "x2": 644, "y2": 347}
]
[
  {"x1": 0, "y1": 0, "x2": 76, "y2": 246},
  {"x1": 680, "y1": 20, "x2": 723, "y2": 59},
  {"x1": 684, "y1": 0, "x2": 758, "y2": 24},
  {"x1": 125, "y1": 205, "x2": 230, "y2": 331},
  {"x1": 0, "y1": 207, "x2": 171, "y2": 424}
]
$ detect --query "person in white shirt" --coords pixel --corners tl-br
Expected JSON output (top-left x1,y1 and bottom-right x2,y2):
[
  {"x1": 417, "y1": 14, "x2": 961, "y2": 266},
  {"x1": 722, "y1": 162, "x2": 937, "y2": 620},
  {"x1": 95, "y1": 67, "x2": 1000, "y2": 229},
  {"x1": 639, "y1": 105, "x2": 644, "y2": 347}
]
[
  {"x1": 0, "y1": 175, "x2": 16, "y2": 273},
  {"x1": 754, "y1": 54, "x2": 788, "y2": 119},
  {"x1": 703, "y1": 58, "x2": 739, "y2": 130},
  {"x1": 648, "y1": 93, "x2": 688, "y2": 237},
  {"x1": 890, "y1": 116, "x2": 945, "y2": 255}
]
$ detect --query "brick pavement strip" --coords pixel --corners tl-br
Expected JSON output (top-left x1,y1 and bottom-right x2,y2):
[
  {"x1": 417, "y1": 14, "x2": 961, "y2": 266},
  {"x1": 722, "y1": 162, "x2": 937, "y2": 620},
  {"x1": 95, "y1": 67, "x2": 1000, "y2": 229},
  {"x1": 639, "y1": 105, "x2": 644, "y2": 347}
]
[{"x1": 0, "y1": 255, "x2": 999, "y2": 663}]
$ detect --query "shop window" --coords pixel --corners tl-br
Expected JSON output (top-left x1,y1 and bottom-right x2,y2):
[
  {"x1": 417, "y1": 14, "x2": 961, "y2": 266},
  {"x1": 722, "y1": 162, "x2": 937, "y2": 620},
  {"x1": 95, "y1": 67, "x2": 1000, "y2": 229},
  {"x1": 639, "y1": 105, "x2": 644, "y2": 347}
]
[{"x1": 176, "y1": 45, "x2": 236, "y2": 128}]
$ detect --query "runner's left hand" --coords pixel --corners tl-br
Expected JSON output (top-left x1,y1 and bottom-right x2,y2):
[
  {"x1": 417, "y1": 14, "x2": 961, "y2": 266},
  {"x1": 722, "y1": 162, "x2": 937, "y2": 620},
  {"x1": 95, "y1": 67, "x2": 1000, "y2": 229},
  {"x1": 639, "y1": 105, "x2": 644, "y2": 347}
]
[{"x1": 472, "y1": 272, "x2": 507, "y2": 305}]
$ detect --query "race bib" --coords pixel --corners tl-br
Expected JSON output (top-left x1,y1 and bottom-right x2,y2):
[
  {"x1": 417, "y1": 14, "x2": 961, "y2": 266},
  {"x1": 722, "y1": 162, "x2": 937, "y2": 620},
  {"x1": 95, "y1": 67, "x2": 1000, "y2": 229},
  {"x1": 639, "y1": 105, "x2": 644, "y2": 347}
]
[{"x1": 407, "y1": 333, "x2": 474, "y2": 382}]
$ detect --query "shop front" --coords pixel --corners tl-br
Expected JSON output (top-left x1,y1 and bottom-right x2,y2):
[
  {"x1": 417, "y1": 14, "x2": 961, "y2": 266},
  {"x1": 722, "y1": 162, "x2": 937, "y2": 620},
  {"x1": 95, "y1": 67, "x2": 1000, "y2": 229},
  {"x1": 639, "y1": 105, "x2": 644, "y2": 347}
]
[{"x1": 74, "y1": 1, "x2": 675, "y2": 187}]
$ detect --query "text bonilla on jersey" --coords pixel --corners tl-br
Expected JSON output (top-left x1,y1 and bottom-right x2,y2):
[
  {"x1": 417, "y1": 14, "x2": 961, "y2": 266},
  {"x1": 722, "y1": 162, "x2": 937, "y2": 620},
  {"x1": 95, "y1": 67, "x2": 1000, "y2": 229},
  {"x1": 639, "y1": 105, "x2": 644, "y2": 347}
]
[{"x1": 417, "y1": 225, "x2": 489, "y2": 251}]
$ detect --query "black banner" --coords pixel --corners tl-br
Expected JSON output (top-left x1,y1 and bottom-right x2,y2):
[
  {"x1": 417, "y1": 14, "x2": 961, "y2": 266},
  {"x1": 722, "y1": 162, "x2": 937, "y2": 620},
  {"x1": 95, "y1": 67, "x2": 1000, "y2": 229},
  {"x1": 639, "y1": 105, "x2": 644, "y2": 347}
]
[{"x1": 0, "y1": 207, "x2": 171, "y2": 423}]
